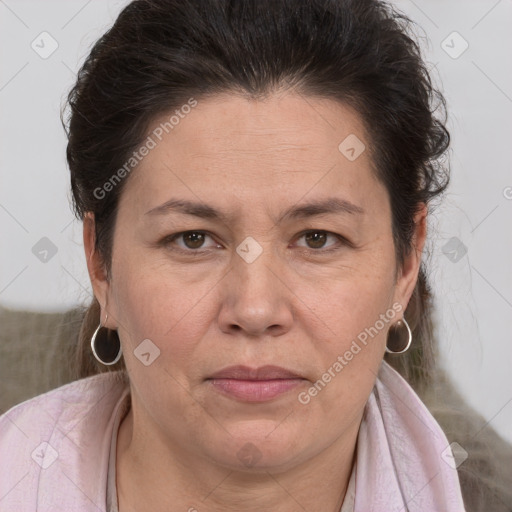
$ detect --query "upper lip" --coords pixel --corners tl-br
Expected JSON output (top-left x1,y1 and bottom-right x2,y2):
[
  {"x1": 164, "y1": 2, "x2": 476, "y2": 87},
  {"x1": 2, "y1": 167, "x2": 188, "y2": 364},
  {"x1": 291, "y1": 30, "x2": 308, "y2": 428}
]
[{"x1": 208, "y1": 365, "x2": 303, "y2": 380}]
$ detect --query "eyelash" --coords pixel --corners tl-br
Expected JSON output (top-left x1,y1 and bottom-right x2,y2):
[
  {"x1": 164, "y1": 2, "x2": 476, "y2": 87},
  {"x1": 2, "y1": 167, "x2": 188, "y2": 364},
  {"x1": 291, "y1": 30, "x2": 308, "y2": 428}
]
[{"x1": 159, "y1": 230, "x2": 351, "y2": 256}]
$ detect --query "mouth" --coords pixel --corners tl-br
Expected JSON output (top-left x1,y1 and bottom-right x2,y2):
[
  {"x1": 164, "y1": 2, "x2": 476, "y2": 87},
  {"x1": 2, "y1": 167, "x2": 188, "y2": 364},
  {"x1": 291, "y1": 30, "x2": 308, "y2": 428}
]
[{"x1": 206, "y1": 365, "x2": 306, "y2": 402}]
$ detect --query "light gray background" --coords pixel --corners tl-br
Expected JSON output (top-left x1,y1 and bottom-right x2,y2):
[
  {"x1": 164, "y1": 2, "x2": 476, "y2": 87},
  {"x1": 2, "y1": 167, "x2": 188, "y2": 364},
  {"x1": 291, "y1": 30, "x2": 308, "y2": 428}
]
[{"x1": 1, "y1": 0, "x2": 511, "y2": 443}]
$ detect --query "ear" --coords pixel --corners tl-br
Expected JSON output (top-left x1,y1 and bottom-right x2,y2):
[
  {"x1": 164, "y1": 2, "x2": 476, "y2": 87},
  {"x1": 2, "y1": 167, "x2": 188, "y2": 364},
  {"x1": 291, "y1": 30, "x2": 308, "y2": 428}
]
[
  {"x1": 393, "y1": 203, "x2": 428, "y2": 310},
  {"x1": 83, "y1": 212, "x2": 116, "y2": 329}
]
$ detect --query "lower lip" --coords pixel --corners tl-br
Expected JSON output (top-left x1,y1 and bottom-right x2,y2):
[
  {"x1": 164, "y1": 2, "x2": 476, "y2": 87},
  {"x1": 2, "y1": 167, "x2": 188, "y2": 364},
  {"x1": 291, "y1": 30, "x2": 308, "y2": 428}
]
[{"x1": 208, "y1": 378, "x2": 304, "y2": 402}]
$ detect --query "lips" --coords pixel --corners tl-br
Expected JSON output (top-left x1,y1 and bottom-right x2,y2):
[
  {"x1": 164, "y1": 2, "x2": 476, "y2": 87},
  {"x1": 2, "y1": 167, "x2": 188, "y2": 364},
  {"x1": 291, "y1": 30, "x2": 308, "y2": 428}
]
[
  {"x1": 208, "y1": 365, "x2": 303, "y2": 380},
  {"x1": 207, "y1": 365, "x2": 305, "y2": 402}
]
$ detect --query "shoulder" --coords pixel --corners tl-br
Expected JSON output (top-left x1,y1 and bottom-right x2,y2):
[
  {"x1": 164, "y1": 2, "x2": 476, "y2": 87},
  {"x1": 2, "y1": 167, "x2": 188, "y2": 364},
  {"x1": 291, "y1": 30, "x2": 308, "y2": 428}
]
[
  {"x1": 0, "y1": 371, "x2": 129, "y2": 510},
  {"x1": 0, "y1": 370, "x2": 127, "y2": 435}
]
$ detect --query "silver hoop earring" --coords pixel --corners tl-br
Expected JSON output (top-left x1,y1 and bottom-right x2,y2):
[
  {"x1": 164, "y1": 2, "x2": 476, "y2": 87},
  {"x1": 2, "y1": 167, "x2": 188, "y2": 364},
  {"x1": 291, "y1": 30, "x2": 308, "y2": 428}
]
[
  {"x1": 385, "y1": 318, "x2": 412, "y2": 354},
  {"x1": 90, "y1": 313, "x2": 123, "y2": 365}
]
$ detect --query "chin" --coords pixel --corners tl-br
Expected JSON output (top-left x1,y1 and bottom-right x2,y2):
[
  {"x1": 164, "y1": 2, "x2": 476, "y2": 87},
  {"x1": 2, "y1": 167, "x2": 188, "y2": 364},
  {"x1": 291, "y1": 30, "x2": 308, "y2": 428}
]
[{"x1": 205, "y1": 420, "x2": 308, "y2": 472}]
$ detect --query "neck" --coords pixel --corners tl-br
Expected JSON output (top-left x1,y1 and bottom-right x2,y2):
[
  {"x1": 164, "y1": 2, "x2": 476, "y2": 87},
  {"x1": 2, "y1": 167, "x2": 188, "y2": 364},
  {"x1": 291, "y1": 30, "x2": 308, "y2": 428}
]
[{"x1": 116, "y1": 405, "x2": 359, "y2": 512}]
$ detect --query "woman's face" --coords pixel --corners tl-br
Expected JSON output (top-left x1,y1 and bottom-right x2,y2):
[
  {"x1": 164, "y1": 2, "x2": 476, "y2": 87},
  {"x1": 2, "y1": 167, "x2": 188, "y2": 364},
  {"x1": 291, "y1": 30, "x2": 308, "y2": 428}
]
[{"x1": 86, "y1": 92, "x2": 424, "y2": 472}]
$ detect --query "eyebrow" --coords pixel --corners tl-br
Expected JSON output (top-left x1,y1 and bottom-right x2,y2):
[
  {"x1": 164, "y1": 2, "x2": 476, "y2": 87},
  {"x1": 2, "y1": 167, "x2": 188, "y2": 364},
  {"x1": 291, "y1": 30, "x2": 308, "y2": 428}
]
[{"x1": 144, "y1": 197, "x2": 364, "y2": 223}]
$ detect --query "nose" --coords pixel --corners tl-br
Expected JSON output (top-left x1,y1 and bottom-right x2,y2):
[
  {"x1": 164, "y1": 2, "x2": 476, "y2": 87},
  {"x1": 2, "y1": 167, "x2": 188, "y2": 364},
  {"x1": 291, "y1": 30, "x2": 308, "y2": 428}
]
[{"x1": 217, "y1": 243, "x2": 294, "y2": 338}]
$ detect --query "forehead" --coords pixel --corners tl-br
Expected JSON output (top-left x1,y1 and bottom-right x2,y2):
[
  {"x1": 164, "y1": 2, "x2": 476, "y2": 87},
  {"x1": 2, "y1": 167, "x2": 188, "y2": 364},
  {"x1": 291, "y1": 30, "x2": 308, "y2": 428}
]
[
  {"x1": 119, "y1": 92, "x2": 384, "y2": 218},
  {"x1": 152, "y1": 92, "x2": 369, "y2": 157}
]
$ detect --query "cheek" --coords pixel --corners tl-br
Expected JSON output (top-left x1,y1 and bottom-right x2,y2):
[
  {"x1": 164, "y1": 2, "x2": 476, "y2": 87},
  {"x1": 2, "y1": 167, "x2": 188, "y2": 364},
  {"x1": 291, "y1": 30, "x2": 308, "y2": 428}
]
[
  {"x1": 110, "y1": 255, "x2": 219, "y2": 372},
  {"x1": 294, "y1": 291, "x2": 393, "y2": 438},
  {"x1": 293, "y1": 243, "x2": 396, "y2": 343},
  {"x1": 291, "y1": 249, "x2": 397, "y2": 407}
]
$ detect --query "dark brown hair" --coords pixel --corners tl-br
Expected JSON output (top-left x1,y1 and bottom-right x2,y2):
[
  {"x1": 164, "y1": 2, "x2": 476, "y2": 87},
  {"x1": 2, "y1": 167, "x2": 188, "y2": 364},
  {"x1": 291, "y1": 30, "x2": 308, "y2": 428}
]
[{"x1": 64, "y1": 0, "x2": 450, "y2": 386}]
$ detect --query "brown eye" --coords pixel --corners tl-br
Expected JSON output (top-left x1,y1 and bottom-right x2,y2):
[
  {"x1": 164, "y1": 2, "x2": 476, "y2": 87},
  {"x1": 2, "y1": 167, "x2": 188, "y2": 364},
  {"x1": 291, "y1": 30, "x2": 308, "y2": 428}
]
[
  {"x1": 161, "y1": 231, "x2": 218, "y2": 253},
  {"x1": 304, "y1": 231, "x2": 328, "y2": 249},
  {"x1": 181, "y1": 231, "x2": 206, "y2": 249},
  {"x1": 294, "y1": 230, "x2": 350, "y2": 253}
]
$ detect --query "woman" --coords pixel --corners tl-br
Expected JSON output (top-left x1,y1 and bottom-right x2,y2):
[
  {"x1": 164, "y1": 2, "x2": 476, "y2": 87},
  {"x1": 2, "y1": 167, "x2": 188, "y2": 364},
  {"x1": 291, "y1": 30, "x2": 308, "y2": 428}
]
[{"x1": 0, "y1": 0, "x2": 467, "y2": 510}]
